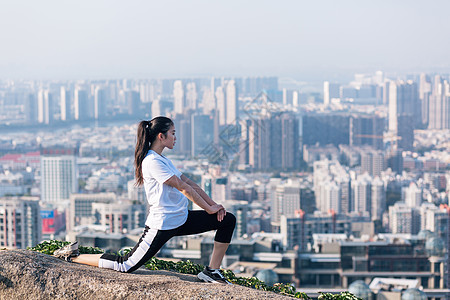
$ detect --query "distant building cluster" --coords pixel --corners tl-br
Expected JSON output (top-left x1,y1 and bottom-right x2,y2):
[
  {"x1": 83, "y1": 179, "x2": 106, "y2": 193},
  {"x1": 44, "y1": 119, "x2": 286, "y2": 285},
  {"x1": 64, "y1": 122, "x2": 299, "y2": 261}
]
[{"x1": 0, "y1": 72, "x2": 449, "y2": 296}]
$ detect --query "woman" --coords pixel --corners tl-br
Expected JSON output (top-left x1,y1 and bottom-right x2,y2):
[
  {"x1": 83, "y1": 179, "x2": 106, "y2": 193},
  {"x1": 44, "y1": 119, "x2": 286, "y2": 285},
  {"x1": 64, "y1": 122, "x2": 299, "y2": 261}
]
[{"x1": 54, "y1": 116, "x2": 236, "y2": 284}]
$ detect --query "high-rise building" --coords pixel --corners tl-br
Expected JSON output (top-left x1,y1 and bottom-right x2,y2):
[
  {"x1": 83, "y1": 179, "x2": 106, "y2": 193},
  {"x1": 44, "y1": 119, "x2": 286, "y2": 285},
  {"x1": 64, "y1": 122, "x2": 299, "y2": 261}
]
[
  {"x1": 215, "y1": 86, "x2": 226, "y2": 126},
  {"x1": 404, "y1": 182, "x2": 422, "y2": 208},
  {"x1": 361, "y1": 149, "x2": 385, "y2": 177},
  {"x1": 388, "y1": 202, "x2": 420, "y2": 234},
  {"x1": 397, "y1": 114, "x2": 414, "y2": 151},
  {"x1": 191, "y1": 114, "x2": 214, "y2": 157},
  {"x1": 419, "y1": 73, "x2": 432, "y2": 126},
  {"x1": 127, "y1": 91, "x2": 141, "y2": 116},
  {"x1": 226, "y1": 80, "x2": 238, "y2": 125},
  {"x1": 173, "y1": 113, "x2": 192, "y2": 156},
  {"x1": 350, "y1": 115, "x2": 385, "y2": 150},
  {"x1": 94, "y1": 87, "x2": 107, "y2": 120},
  {"x1": 185, "y1": 82, "x2": 198, "y2": 111},
  {"x1": 245, "y1": 113, "x2": 299, "y2": 171},
  {"x1": 0, "y1": 197, "x2": 41, "y2": 249},
  {"x1": 41, "y1": 155, "x2": 77, "y2": 203},
  {"x1": 25, "y1": 94, "x2": 38, "y2": 124},
  {"x1": 92, "y1": 201, "x2": 146, "y2": 234},
  {"x1": 371, "y1": 177, "x2": 385, "y2": 221},
  {"x1": 320, "y1": 181, "x2": 341, "y2": 213},
  {"x1": 173, "y1": 80, "x2": 185, "y2": 114},
  {"x1": 352, "y1": 174, "x2": 372, "y2": 216},
  {"x1": 68, "y1": 193, "x2": 115, "y2": 232},
  {"x1": 271, "y1": 180, "x2": 303, "y2": 224},
  {"x1": 280, "y1": 113, "x2": 300, "y2": 170},
  {"x1": 428, "y1": 76, "x2": 450, "y2": 129},
  {"x1": 323, "y1": 81, "x2": 340, "y2": 105},
  {"x1": 302, "y1": 114, "x2": 350, "y2": 147},
  {"x1": 388, "y1": 80, "x2": 419, "y2": 142},
  {"x1": 37, "y1": 89, "x2": 53, "y2": 124},
  {"x1": 60, "y1": 86, "x2": 71, "y2": 121},
  {"x1": 74, "y1": 88, "x2": 89, "y2": 120}
]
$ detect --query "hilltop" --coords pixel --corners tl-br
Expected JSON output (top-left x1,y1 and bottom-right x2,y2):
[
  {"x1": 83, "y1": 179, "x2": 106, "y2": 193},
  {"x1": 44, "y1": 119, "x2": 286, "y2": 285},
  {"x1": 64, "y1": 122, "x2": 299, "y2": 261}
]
[{"x1": 0, "y1": 249, "x2": 292, "y2": 299}]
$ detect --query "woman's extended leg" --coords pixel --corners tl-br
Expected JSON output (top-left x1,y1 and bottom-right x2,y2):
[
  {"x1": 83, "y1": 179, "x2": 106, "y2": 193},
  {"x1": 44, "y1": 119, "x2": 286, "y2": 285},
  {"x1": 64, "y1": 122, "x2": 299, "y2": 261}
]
[
  {"x1": 69, "y1": 226, "x2": 176, "y2": 273},
  {"x1": 72, "y1": 254, "x2": 103, "y2": 267}
]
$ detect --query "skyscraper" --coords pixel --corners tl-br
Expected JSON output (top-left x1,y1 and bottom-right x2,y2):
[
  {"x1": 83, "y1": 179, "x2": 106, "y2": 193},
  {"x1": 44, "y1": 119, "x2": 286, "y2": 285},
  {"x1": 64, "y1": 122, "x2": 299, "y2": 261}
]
[
  {"x1": 0, "y1": 197, "x2": 41, "y2": 249},
  {"x1": 215, "y1": 86, "x2": 226, "y2": 126},
  {"x1": 226, "y1": 80, "x2": 238, "y2": 125},
  {"x1": 37, "y1": 89, "x2": 53, "y2": 124},
  {"x1": 94, "y1": 86, "x2": 107, "y2": 120},
  {"x1": 185, "y1": 82, "x2": 198, "y2": 111},
  {"x1": 302, "y1": 114, "x2": 350, "y2": 147},
  {"x1": 74, "y1": 88, "x2": 89, "y2": 120},
  {"x1": 352, "y1": 174, "x2": 372, "y2": 216},
  {"x1": 428, "y1": 76, "x2": 450, "y2": 129},
  {"x1": 191, "y1": 114, "x2": 214, "y2": 157},
  {"x1": 419, "y1": 73, "x2": 431, "y2": 126},
  {"x1": 350, "y1": 115, "x2": 385, "y2": 150},
  {"x1": 405, "y1": 182, "x2": 422, "y2": 208},
  {"x1": 371, "y1": 177, "x2": 385, "y2": 221},
  {"x1": 388, "y1": 80, "x2": 419, "y2": 132},
  {"x1": 41, "y1": 154, "x2": 77, "y2": 203},
  {"x1": 25, "y1": 94, "x2": 37, "y2": 124},
  {"x1": 60, "y1": 86, "x2": 71, "y2": 121},
  {"x1": 323, "y1": 81, "x2": 340, "y2": 106},
  {"x1": 127, "y1": 91, "x2": 140, "y2": 116},
  {"x1": 173, "y1": 80, "x2": 185, "y2": 114},
  {"x1": 389, "y1": 202, "x2": 420, "y2": 234}
]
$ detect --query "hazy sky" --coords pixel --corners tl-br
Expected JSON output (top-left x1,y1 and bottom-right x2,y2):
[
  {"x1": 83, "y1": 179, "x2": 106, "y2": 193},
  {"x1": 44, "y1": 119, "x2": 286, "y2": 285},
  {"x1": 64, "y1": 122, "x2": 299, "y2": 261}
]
[{"x1": 1, "y1": 0, "x2": 449, "y2": 81}]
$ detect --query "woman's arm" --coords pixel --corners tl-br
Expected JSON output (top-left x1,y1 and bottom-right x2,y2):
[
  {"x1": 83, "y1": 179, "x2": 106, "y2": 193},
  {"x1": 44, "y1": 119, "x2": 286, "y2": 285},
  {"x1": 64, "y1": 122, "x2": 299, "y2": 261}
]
[
  {"x1": 164, "y1": 175, "x2": 223, "y2": 215},
  {"x1": 180, "y1": 174, "x2": 227, "y2": 221},
  {"x1": 180, "y1": 174, "x2": 217, "y2": 206}
]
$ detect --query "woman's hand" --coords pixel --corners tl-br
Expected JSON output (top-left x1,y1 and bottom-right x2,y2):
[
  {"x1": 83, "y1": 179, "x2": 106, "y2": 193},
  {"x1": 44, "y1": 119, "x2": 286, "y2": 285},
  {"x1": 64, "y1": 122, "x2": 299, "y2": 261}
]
[
  {"x1": 206, "y1": 204, "x2": 227, "y2": 222},
  {"x1": 217, "y1": 207, "x2": 227, "y2": 222}
]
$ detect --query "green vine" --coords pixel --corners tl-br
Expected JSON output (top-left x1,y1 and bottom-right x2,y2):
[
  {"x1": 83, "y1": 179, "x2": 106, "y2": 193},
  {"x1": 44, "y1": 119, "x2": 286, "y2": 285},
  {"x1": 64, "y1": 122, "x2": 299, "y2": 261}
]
[{"x1": 29, "y1": 241, "x2": 359, "y2": 299}]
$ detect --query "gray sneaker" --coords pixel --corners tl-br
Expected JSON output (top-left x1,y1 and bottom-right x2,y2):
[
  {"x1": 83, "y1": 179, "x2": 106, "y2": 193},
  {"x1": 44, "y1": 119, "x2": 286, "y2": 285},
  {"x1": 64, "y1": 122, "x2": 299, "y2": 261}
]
[
  {"x1": 53, "y1": 241, "x2": 80, "y2": 262},
  {"x1": 197, "y1": 266, "x2": 232, "y2": 284}
]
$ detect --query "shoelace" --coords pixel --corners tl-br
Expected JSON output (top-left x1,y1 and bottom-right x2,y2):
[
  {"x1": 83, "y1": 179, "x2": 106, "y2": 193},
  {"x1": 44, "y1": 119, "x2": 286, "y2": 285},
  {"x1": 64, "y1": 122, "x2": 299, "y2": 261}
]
[{"x1": 211, "y1": 269, "x2": 226, "y2": 279}]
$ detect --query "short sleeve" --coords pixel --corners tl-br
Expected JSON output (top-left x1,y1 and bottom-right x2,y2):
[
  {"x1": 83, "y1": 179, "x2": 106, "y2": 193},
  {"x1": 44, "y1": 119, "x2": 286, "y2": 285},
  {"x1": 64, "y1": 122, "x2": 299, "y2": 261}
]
[
  {"x1": 168, "y1": 160, "x2": 182, "y2": 177},
  {"x1": 147, "y1": 158, "x2": 176, "y2": 184}
]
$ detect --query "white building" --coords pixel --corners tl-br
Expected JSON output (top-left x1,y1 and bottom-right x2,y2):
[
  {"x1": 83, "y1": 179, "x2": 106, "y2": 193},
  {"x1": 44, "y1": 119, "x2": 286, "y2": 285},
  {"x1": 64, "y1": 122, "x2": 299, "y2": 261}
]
[
  {"x1": 388, "y1": 202, "x2": 420, "y2": 234},
  {"x1": 0, "y1": 197, "x2": 41, "y2": 249},
  {"x1": 92, "y1": 201, "x2": 145, "y2": 234},
  {"x1": 226, "y1": 80, "x2": 238, "y2": 125},
  {"x1": 405, "y1": 182, "x2": 422, "y2": 208},
  {"x1": 41, "y1": 155, "x2": 77, "y2": 203},
  {"x1": 371, "y1": 177, "x2": 385, "y2": 221},
  {"x1": 173, "y1": 80, "x2": 185, "y2": 114},
  {"x1": 37, "y1": 89, "x2": 53, "y2": 124}
]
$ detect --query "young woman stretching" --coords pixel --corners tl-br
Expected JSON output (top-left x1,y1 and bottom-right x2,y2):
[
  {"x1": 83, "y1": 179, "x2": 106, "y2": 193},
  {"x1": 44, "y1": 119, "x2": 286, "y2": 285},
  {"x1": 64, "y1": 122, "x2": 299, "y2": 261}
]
[{"x1": 54, "y1": 116, "x2": 236, "y2": 284}]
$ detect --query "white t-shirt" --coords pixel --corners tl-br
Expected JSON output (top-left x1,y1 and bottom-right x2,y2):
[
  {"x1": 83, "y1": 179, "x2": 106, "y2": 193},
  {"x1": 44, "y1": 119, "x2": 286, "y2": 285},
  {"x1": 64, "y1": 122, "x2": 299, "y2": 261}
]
[{"x1": 142, "y1": 150, "x2": 189, "y2": 230}]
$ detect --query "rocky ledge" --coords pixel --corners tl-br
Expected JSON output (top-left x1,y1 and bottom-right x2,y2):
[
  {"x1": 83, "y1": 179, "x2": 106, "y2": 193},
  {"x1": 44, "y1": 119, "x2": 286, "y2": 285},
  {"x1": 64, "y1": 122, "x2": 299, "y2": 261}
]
[{"x1": 0, "y1": 250, "x2": 292, "y2": 299}]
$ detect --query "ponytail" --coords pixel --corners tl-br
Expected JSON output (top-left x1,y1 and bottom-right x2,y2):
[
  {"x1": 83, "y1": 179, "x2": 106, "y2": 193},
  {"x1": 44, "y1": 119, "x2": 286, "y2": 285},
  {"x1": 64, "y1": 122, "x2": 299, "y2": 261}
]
[{"x1": 134, "y1": 116, "x2": 174, "y2": 186}]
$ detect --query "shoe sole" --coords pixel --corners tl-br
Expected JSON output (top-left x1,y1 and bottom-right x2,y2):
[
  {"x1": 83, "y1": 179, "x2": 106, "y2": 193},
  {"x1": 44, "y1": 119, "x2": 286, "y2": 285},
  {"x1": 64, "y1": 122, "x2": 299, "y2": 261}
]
[
  {"x1": 197, "y1": 272, "x2": 219, "y2": 283},
  {"x1": 197, "y1": 272, "x2": 232, "y2": 285}
]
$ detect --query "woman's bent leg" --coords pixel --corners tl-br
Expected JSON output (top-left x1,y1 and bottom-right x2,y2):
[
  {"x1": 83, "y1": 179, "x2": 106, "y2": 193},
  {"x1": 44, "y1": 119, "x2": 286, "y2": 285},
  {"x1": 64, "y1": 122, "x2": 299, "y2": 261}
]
[
  {"x1": 209, "y1": 241, "x2": 229, "y2": 269},
  {"x1": 97, "y1": 226, "x2": 175, "y2": 273},
  {"x1": 175, "y1": 211, "x2": 236, "y2": 268}
]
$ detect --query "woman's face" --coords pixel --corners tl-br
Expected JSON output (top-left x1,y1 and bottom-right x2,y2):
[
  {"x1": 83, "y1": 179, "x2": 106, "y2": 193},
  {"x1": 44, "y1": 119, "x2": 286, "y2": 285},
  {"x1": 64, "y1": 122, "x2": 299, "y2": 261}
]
[{"x1": 162, "y1": 125, "x2": 176, "y2": 149}]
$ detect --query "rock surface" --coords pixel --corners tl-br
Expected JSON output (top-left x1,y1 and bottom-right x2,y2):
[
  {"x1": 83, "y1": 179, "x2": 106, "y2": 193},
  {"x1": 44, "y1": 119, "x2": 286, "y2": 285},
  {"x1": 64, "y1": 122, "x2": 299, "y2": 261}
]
[{"x1": 0, "y1": 250, "x2": 291, "y2": 299}]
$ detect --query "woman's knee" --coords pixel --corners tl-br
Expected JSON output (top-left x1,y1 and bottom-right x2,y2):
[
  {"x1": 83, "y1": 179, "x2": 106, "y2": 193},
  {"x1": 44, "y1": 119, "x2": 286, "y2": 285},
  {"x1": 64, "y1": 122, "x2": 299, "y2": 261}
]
[{"x1": 224, "y1": 212, "x2": 236, "y2": 229}]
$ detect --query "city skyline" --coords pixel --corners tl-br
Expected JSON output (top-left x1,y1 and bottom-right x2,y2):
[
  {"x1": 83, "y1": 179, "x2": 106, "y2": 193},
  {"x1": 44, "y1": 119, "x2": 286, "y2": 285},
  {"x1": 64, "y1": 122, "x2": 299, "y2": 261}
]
[{"x1": 1, "y1": 1, "x2": 450, "y2": 81}]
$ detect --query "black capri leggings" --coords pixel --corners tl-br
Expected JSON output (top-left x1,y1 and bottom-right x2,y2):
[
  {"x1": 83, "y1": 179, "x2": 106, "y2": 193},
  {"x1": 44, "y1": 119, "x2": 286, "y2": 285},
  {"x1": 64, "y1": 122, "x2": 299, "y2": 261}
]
[{"x1": 98, "y1": 210, "x2": 236, "y2": 273}]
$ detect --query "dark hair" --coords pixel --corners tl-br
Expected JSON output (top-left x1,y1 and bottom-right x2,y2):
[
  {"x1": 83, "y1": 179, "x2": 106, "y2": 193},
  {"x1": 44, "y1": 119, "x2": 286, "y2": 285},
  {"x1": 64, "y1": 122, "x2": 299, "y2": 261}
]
[{"x1": 134, "y1": 116, "x2": 174, "y2": 186}]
